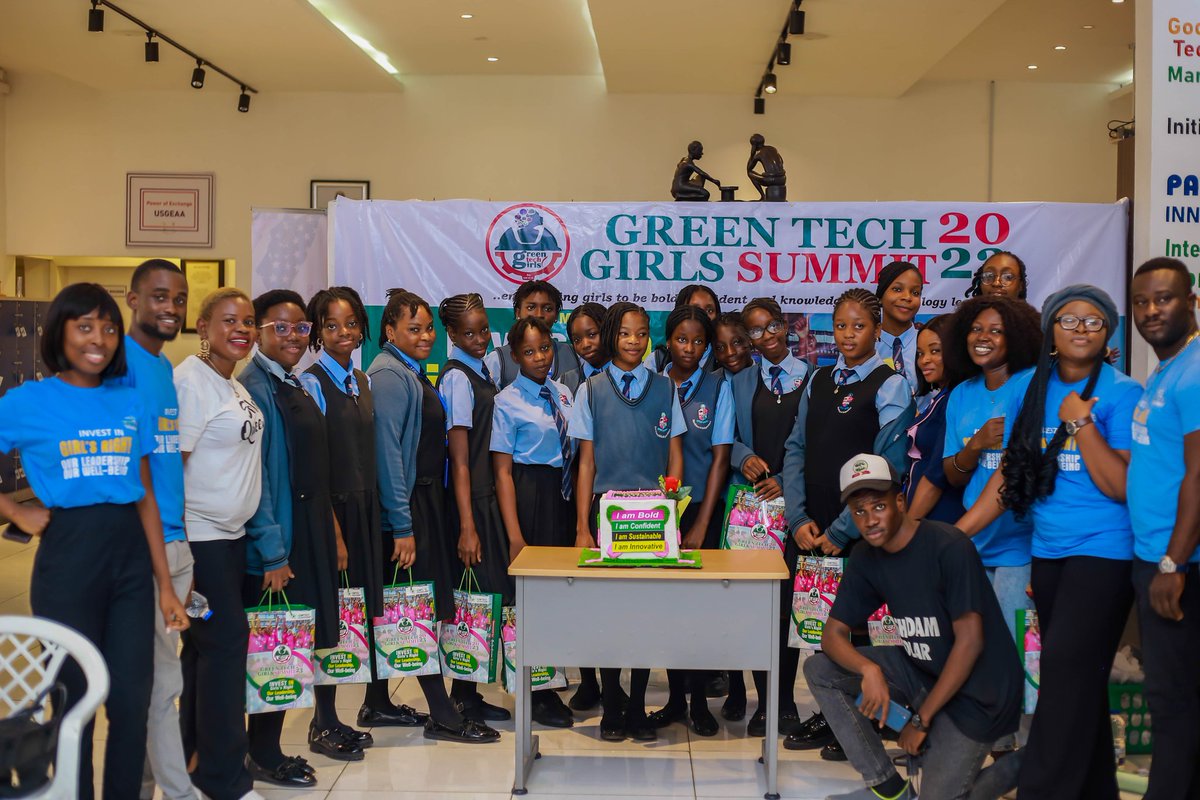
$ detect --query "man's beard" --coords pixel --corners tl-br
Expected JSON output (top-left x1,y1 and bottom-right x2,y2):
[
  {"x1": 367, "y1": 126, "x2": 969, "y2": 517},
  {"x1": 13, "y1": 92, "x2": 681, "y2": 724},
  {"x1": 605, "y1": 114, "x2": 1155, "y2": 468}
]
[{"x1": 138, "y1": 317, "x2": 180, "y2": 342}]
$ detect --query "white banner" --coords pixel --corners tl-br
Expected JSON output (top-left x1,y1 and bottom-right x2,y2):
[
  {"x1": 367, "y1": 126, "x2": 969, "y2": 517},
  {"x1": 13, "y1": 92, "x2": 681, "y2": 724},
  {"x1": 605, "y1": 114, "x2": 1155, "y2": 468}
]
[
  {"x1": 1148, "y1": 4, "x2": 1200, "y2": 271},
  {"x1": 330, "y1": 199, "x2": 1128, "y2": 317}
]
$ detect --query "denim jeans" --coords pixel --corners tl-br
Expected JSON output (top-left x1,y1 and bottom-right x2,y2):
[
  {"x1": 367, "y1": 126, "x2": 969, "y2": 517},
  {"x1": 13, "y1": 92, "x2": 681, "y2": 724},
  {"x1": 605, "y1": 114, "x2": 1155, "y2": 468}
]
[
  {"x1": 985, "y1": 564, "x2": 1031, "y2": 751},
  {"x1": 803, "y1": 647, "x2": 1017, "y2": 800}
]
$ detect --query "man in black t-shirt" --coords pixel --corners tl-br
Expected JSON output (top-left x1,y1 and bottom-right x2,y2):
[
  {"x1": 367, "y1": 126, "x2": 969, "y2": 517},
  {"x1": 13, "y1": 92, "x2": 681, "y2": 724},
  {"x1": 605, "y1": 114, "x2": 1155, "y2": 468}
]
[{"x1": 802, "y1": 454, "x2": 1022, "y2": 800}]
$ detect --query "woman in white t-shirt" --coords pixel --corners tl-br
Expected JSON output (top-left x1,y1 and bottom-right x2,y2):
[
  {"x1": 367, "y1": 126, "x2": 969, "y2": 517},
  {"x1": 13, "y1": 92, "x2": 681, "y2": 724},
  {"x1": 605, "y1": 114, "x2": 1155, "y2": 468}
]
[{"x1": 175, "y1": 288, "x2": 264, "y2": 800}]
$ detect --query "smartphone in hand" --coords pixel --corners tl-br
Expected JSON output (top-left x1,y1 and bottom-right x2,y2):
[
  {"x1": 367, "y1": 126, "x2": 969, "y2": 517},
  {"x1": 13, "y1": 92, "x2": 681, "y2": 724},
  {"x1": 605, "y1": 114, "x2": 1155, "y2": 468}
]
[
  {"x1": 856, "y1": 692, "x2": 913, "y2": 732},
  {"x1": 2, "y1": 522, "x2": 33, "y2": 544}
]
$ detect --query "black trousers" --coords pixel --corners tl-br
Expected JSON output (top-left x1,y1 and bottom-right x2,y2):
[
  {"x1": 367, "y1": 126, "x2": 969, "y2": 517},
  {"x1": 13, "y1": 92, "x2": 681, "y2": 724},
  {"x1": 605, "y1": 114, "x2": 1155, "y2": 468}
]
[
  {"x1": 1134, "y1": 559, "x2": 1200, "y2": 800},
  {"x1": 180, "y1": 538, "x2": 252, "y2": 800},
  {"x1": 29, "y1": 504, "x2": 154, "y2": 800},
  {"x1": 1018, "y1": 556, "x2": 1132, "y2": 800}
]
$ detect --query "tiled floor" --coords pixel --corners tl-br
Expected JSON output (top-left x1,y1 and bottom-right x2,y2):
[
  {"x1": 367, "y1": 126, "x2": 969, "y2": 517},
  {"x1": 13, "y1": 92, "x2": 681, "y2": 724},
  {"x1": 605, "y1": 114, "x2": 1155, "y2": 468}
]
[{"x1": 2, "y1": 537, "x2": 1147, "y2": 799}]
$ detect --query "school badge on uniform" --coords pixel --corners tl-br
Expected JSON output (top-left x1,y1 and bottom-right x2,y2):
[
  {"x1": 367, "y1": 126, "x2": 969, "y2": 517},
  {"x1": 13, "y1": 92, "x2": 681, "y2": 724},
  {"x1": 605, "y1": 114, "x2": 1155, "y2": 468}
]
[
  {"x1": 654, "y1": 412, "x2": 671, "y2": 438},
  {"x1": 836, "y1": 393, "x2": 855, "y2": 414},
  {"x1": 693, "y1": 403, "x2": 712, "y2": 430},
  {"x1": 559, "y1": 393, "x2": 571, "y2": 407}
]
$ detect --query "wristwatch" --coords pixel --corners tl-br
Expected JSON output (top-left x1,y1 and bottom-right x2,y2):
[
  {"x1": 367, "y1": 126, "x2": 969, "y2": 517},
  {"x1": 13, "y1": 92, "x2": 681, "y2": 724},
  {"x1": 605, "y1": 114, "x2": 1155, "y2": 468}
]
[
  {"x1": 1159, "y1": 555, "x2": 1182, "y2": 575},
  {"x1": 1063, "y1": 416, "x2": 1094, "y2": 436},
  {"x1": 909, "y1": 713, "x2": 926, "y2": 732}
]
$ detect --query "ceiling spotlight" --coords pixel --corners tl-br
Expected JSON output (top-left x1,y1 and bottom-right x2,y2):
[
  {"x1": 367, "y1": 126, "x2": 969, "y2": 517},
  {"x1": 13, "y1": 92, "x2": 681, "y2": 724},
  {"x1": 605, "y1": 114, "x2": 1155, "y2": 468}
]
[
  {"x1": 763, "y1": 72, "x2": 778, "y2": 94},
  {"x1": 191, "y1": 61, "x2": 206, "y2": 88},
  {"x1": 1082, "y1": 24, "x2": 1095, "y2": 30},
  {"x1": 145, "y1": 32, "x2": 159, "y2": 62},
  {"x1": 1054, "y1": 45, "x2": 1067, "y2": 51},
  {"x1": 461, "y1": 13, "x2": 473, "y2": 18},
  {"x1": 789, "y1": 7, "x2": 806, "y2": 35},
  {"x1": 88, "y1": 1, "x2": 104, "y2": 32},
  {"x1": 1027, "y1": 64, "x2": 1038, "y2": 70},
  {"x1": 238, "y1": 88, "x2": 250, "y2": 112},
  {"x1": 486, "y1": 56, "x2": 499, "y2": 62},
  {"x1": 754, "y1": 97, "x2": 765, "y2": 115},
  {"x1": 1112, "y1": 0, "x2": 1124, "y2": 4},
  {"x1": 777, "y1": 41, "x2": 791, "y2": 65}
]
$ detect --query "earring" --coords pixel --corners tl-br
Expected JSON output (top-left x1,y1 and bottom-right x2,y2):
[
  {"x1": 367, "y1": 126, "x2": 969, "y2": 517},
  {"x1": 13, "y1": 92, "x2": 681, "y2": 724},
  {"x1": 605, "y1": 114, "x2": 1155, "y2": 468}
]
[
  {"x1": 1049, "y1": 346, "x2": 1059, "y2": 357},
  {"x1": 199, "y1": 338, "x2": 211, "y2": 360}
]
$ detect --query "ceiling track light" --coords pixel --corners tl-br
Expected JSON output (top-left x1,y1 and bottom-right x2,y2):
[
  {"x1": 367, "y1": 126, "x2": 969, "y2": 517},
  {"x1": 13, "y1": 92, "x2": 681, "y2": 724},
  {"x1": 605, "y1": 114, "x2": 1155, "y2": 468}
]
[
  {"x1": 754, "y1": 97, "x2": 766, "y2": 115},
  {"x1": 86, "y1": 1, "x2": 258, "y2": 109},
  {"x1": 789, "y1": 6, "x2": 805, "y2": 36},
  {"x1": 762, "y1": 72, "x2": 778, "y2": 94},
  {"x1": 776, "y1": 41, "x2": 791, "y2": 65},
  {"x1": 87, "y1": 1, "x2": 104, "y2": 31}
]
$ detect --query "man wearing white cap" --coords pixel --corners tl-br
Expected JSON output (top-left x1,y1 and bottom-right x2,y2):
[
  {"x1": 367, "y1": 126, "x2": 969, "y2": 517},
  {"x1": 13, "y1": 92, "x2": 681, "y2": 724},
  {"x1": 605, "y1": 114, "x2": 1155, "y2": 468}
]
[{"x1": 802, "y1": 454, "x2": 1022, "y2": 800}]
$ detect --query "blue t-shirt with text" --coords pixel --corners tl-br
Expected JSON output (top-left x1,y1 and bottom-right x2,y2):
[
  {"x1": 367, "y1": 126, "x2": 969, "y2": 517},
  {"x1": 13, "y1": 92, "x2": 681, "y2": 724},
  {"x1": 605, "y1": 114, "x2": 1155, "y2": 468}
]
[
  {"x1": 1004, "y1": 365, "x2": 1141, "y2": 560},
  {"x1": 0, "y1": 378, "x2": 155, "y2": 509},
  {"x1": 110, "y1": 337, "x2": 186, "y2": 542},
  {"x1": 943, "y1": 369, "x2": 1035, "y2": 567},
  {"x1": 1129, "y1": 339, "x2": 1200, "y2": 563}
]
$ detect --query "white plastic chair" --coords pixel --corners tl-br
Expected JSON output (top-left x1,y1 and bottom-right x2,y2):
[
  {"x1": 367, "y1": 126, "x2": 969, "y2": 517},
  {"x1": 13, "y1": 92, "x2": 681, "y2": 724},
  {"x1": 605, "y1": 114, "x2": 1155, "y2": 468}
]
[{"x1": 0, "y1": 614, "x2": 109, "y2": 799}]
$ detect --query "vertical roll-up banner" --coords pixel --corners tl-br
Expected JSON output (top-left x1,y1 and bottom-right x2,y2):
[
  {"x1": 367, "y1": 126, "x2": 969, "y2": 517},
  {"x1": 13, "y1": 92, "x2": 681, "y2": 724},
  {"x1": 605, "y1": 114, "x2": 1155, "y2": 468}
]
[{"x1": 328, "y1": 198, "x2": 1128, "y2": 369}]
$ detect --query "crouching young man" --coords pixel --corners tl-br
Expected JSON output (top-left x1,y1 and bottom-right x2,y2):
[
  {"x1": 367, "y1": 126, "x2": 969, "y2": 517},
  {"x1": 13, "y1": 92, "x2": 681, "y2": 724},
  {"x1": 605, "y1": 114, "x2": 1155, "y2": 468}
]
[{"x1": 803, "y1": 454, "x2": 1023, "y2": 800}]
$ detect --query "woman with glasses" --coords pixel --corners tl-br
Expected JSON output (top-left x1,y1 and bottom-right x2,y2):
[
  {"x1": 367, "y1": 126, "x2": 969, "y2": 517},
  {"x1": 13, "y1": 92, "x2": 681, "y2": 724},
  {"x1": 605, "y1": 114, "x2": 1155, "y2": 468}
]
[
  {"x1": 966, "y1": 251, "x2": 1028, "y2": 301},
  {"x1": 957, "y1": 286, "x2": 1140, "y2": 799},
  {"x1": 239, "y1": 290, "x2": 355, "y2": 784},
  {"x1": 726, "y1": 297, "x2": 812, "y2": 734}
]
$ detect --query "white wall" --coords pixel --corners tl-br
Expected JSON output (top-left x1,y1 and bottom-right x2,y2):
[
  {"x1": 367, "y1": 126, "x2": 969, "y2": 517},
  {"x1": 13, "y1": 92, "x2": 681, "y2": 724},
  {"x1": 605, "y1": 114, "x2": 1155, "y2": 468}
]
[{"x1": 4, "y1": 71, "x2": 1122, "y2": 296}]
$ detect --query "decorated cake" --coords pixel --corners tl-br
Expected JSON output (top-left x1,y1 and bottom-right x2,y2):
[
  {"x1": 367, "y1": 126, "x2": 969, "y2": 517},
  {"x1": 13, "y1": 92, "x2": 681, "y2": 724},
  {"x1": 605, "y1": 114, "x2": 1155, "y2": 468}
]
[{"x1": 597, "y1": 489, "x2": 681, "y2": 562}]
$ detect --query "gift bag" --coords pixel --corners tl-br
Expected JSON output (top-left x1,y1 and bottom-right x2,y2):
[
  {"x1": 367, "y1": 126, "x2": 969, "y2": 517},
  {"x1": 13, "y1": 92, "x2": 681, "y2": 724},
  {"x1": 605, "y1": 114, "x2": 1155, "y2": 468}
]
[
  {"x1": 868, "y1": 604, "x2": 903, "y2": 647},
  {"x1": 721, "y1": 484, "x2": 787, "y2": 552},
  {"x1": 501, "y1": 606, "x2": 567, "y2": 694},
  {"x1": 313, "y1": 574, "x2": 372, "y2": 685},
  {"x1": 245, "y1": 592, "x2": 316, "y2": 714},
  {"x1": 1017, "y1": 609, "x2": 1041, "y2": 714},
  {"x1": 788, "y1": 556, "x2": 843, "y2": 649},
  {"x1": 373, "y1": 566, "x2": 442, "y2": 679},
  {"x1": 438, "y1": 570, "x2": 503, "y2": 684}
]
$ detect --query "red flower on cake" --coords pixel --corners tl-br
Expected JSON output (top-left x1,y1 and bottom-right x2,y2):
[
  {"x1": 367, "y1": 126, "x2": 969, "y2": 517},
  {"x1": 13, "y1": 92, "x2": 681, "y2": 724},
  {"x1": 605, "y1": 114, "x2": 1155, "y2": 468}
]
[{"x1": 663, "y1": 476, "x2": 681, "y2": 493}]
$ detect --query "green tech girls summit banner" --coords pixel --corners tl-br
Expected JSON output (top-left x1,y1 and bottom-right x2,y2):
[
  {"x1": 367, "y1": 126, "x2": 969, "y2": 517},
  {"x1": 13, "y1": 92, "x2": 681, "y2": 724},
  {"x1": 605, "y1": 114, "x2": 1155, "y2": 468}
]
[{"x1": 328, "y1": 199, "x2": 1129, "y2": 367}]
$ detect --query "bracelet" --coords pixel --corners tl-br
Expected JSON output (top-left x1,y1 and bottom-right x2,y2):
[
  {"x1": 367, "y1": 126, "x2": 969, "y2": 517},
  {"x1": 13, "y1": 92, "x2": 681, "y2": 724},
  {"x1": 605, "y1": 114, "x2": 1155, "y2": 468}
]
[{"x1": 950, "y1": 453, "x2": 971, "y2": 474}]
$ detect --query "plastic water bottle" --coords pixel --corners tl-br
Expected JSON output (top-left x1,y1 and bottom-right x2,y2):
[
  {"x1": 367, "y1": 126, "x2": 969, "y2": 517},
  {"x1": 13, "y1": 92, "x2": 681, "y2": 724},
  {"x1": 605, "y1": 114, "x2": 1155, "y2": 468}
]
[
  {"x1": 186, "y1": 591, "x2": 213, "y2": 621},
  {"x1": 1111, "y1": 714, "x2": 1126, "y2": 765}
]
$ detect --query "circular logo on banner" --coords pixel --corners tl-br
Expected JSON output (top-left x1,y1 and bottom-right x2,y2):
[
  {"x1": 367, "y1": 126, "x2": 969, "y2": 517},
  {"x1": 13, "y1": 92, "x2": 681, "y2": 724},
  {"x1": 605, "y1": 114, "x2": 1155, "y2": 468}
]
[{"x1": 486, "y1": 203, "x2": 571, "y2": 283}]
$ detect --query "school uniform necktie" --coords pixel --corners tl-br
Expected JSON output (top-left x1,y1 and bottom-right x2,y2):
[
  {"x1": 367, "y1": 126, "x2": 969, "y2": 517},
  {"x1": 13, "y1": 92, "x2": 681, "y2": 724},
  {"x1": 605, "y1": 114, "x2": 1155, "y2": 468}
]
[
  {"x1": 344, "y1": 374, "x2": 359, "y2": 404},
  {"x1": 621, "y1": 373, "x2": 636, "y2": 399},
  {"x1": 540, "y1": 386, "x2": 574, "y2": 500},
  {"x1": 892, "y1": 337, "x2": 906, "y2": 380},
  {"x1": 480, "y1": 361, "x2": 495, "y2": 386},
  {"x1": 285, "y1": 373, "x2": 304, "y2": 390},
  {"x1": 835, "y1": 368, "x2": 854, "y2": 389},
  {"x1": 769, "y1": 365, "x2": 784, "y2": 404},
  {"x1": 678, "y1": 379, "x2": 692, "y2": 405}
]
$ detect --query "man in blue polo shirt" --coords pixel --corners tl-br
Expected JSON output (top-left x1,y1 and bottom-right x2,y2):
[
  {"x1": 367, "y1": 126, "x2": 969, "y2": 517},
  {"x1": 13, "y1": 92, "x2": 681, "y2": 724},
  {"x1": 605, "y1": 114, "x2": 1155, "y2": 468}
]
[
  {"x1": 115, "y1": 259, "x2": 193, "y2": 800},
  {"x1": 1128, "y1": 257, "x2": 1200, "y2": 800}
]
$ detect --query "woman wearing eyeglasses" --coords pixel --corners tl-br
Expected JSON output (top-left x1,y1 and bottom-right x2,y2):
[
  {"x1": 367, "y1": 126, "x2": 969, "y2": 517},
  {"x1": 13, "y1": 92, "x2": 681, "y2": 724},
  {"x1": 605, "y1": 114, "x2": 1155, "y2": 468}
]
[
  {"x1": 726, "y1": 297, "x2": 812, "y2": 734},
  {"x1": 238, "y1": 290, "x2": 355, "y2": 785},
  {"x1": 956, "y1": 286, "x2": 1141, "y2": 799},
  {"x1": 967, "y1": 251, "x2": 1028, "y2": 301}
]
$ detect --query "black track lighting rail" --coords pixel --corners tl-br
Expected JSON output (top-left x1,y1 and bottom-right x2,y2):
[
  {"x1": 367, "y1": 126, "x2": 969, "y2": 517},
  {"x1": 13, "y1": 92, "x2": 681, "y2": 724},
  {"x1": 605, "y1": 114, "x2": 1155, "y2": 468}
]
[{"x1": 754, "y1": 0, "x2": 803, "y2": 114}]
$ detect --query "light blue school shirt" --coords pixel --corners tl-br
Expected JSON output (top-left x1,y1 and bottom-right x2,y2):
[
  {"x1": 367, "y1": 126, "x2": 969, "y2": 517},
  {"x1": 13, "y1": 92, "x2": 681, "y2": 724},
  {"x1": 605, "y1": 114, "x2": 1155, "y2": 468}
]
[
  {"x1": 662, "y1": 363, "x2": 736, "y2": 446},
  {"x1": 490, "y1": 374, "x2": 576, "y2": 466},
  {"x1": 441, "y1": 345, "x2": 496, "y2": 429},
  {"x1": 1129, "y1": 337, "x2": 1200, "y2": 563},
  {"x1": 878, "y1": 325, "x2": 919, "y2": 397},
  {"x1": 758, "y1": 352, "x2": 810, "y2": 395},
  {"x1": 0, "y1": 378, "x2": 155, "y2": 508},
  {"x1": 299, "y1": 350, "x2": 370, "y2": 415},
  {"x1": 943, "y1": 369, "x2": 1035, "y2": 567},
  {"x1": 568, "y1": 363, "x2": 687, "y2": 441},
  {"x1": 806, "y1": 353, "x2": 911, "y2": 428},
  {"x1": 1005, "y1": 365, "x2": 1141, "y2": 560},
  {"x1": 112, "y1": 336, "x2": 186, "y2": 543}
]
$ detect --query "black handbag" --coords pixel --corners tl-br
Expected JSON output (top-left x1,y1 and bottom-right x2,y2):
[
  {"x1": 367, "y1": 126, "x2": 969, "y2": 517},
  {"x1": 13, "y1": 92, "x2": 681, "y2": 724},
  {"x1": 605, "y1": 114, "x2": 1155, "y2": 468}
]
[{"x1": 0, "y1": 683, "x2": 65, "y2": 797}]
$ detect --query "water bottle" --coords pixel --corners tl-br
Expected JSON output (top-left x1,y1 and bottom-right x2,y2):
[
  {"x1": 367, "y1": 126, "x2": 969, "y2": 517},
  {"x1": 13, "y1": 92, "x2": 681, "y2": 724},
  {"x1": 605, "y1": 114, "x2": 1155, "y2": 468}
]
[
  {"x1": 1111, "y1": 714, "x2": 1126, "y2": 765},
  {"x1": 186, "y1": 591, "x2": 213, "y2": 621}
]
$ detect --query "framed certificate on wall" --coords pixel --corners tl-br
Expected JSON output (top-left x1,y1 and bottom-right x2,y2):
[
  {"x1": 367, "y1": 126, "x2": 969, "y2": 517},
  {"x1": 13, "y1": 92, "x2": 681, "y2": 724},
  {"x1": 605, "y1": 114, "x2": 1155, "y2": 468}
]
[
  {"x1": 181, "y1": 259, "x2": 225, "y2": 333},
  {"x1": 127, "y1": 172, "x2": 215, "y2": 248}
]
